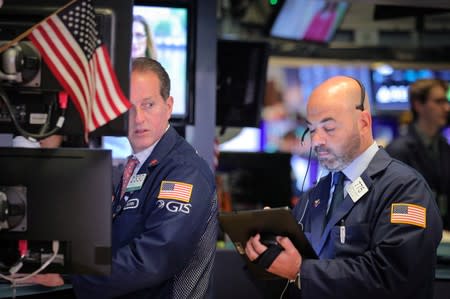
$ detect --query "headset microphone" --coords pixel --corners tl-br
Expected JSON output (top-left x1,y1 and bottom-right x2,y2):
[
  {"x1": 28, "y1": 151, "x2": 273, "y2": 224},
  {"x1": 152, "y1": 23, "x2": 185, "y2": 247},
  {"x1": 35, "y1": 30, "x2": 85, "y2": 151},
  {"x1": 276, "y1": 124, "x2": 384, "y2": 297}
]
[{"x1": 300, "y1": 128, "x2": 310, "y2": 146}]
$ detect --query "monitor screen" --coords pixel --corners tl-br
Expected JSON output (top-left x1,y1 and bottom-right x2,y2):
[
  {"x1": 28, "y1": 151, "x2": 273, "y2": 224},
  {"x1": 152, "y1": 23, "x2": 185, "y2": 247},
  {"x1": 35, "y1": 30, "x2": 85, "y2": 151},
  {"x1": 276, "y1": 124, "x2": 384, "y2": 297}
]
[
  {"x1": 269, "y1": 0, "x2": 349, "y2": 43},
  {"x1": 217, "y1": 152, "x2": 292, "y2": 210},
  {"x1": 133, "y1": 1, "x2": 193, "y2": 124},
  {"x1": 370, "y1": 66, "x2": 450, "y2": 113},
  {"x1": 0, "y1": 147, "x2": 112, "y2": 275},
  {"x1": 265, "y1": 59, "x2": 372, "y2": 120},
  {"x1": 216, "y1": 39, "x2": 270, "y2": 128}
]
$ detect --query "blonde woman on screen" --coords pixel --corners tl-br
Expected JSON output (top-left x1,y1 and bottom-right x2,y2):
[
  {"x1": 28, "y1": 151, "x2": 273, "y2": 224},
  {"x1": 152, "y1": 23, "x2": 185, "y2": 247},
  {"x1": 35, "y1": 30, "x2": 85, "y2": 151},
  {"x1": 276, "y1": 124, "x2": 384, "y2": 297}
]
[{"x1": 132, "y1": 15, "x2": 157, "y2": 59}]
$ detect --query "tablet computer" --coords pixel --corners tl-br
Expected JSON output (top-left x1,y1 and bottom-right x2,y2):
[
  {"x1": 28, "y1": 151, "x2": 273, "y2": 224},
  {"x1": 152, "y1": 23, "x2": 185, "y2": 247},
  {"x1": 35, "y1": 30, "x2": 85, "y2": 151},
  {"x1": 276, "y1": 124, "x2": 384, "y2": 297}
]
[{"x1": 219, "y1": 206, "x2": 317, "y2": 280}]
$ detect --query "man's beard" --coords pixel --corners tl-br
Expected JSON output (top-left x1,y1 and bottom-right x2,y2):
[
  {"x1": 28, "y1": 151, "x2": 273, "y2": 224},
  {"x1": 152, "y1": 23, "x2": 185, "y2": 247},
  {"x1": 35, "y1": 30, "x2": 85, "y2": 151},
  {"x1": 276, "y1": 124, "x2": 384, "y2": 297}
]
[{"x1": 315, "y1": 133, "x2": 361, "y2": 171}]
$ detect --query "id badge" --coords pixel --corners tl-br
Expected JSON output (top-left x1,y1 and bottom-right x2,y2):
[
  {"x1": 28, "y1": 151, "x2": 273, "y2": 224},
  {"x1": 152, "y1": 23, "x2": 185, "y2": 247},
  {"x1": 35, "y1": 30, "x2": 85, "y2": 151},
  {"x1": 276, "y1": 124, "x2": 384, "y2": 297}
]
[{"x1": 126, "y1": 173, "x2": 147, "y2": 192}]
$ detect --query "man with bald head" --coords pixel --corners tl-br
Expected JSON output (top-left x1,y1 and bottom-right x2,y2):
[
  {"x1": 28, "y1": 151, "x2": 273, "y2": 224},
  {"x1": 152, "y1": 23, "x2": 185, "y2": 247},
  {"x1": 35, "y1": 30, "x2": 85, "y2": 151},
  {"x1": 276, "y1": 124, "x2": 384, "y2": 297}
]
[{"x1": 245, "y1": 76, "x2": 442, "y2": 298}]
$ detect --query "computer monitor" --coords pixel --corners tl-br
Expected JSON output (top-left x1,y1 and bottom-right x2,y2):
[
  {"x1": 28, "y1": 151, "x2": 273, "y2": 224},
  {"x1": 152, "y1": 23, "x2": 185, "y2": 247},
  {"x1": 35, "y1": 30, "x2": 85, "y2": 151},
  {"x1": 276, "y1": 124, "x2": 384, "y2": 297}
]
[
  {"x1": 133, "y1": 0, "x2": 195, "y2": 125},
  {"x1": 370, "y1": 66, "x2": 450, "y2": 113},
  {"x1": 269, "y1": 0, "x2": 349, "y2": 44},
  {"x1": 0, "y1": 147, "x2": 112, "y2": 275},
  {"x1": 217, "y1": 152, "x2": 292, "y2": 210},
  {"x1": 216, "y1": 39, "x2": 270, "y2": 128}
]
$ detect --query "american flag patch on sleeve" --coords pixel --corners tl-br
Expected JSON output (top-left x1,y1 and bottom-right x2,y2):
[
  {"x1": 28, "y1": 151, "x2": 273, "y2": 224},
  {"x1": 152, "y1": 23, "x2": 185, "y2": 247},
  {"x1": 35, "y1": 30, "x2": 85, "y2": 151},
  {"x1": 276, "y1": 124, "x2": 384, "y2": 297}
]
[
  {"x1": 390, "y1": 203, "x2": 426, "y2": 228},
  {"x1": 158, "y1": 181, "x2": 193, "y2": 202}
]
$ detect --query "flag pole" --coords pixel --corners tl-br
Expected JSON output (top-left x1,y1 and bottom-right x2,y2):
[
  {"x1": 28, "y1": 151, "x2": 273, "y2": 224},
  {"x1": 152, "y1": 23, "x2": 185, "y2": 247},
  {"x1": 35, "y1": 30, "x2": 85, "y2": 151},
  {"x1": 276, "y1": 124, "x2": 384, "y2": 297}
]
[{"x1": 0, "y1": 0, "x2": 78, "y2": 54}]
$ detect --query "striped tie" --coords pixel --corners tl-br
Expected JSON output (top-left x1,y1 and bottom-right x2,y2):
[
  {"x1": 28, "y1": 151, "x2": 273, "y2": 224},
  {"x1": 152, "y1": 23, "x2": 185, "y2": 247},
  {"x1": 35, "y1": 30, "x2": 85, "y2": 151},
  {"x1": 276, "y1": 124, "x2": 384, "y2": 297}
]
[{"x1": 120, "y1": 156, "x2": 139, "y2": 198}]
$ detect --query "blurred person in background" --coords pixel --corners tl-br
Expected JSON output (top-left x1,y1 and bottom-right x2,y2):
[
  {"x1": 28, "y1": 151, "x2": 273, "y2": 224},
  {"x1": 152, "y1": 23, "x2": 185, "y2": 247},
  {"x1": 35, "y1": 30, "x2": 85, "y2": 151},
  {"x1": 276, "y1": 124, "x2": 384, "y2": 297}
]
[{"x1": 386, "y1": 79, "x2": 450, "y2": 231}]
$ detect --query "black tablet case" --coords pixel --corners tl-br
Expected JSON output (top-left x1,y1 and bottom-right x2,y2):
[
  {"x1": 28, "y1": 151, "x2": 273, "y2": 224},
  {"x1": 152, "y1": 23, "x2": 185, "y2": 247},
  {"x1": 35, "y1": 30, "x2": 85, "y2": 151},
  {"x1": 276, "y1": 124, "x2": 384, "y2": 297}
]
[{"x1": 219, "y1": 207, "x2": 317, "y2": 280}]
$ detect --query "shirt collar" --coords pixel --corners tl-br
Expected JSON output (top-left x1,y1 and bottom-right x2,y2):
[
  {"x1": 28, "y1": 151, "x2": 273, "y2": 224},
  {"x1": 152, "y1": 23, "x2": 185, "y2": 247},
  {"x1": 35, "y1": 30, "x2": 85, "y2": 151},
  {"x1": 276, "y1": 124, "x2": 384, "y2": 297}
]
[
  {"x1": 132, "y1": 124, "x2": 170, "y2": 165},
  {"x1": 342, "y1": 141, "x2": 379, "y2": 183}
]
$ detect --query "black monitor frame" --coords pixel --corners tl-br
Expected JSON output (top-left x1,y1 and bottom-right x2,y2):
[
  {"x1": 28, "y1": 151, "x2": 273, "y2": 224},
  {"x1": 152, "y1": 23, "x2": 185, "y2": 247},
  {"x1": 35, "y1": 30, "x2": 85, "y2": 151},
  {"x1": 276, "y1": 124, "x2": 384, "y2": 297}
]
[{"x1": 0, "y1": 147, "x2": 112, "y2": 275}]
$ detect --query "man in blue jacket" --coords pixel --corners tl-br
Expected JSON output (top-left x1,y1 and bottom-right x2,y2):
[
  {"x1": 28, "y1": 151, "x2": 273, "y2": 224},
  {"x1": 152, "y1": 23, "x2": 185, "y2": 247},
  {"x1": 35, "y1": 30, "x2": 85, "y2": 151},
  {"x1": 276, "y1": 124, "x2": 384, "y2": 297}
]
[
  {"x1": 245, "y1": 76, "x2": 442, "y2": 298},
  {"x1": 77, "y1": 57, "x2": 217, "y2": 298},
  {"x1": 31, "y1": 57, "x2": 218, "y2": 298}
]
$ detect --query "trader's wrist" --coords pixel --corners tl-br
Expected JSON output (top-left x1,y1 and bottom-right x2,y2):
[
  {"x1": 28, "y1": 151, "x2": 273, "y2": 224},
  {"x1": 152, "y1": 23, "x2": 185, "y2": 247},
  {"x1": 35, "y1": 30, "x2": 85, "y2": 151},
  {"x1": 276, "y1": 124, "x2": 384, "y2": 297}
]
[
  {"x1": 290, "y1": 271, "x2": 301, "y2": 290},
  {"x1": 295, "y1": 271, "x2": 301, "y2": 289}
]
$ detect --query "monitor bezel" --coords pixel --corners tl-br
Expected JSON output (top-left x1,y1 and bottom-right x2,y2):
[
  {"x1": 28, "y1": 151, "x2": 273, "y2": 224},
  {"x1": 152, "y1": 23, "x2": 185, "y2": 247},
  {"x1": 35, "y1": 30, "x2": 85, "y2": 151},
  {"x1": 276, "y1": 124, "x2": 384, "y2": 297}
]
[{"x1": 0, "y1": 147, "x2": 112, "y2": 275}]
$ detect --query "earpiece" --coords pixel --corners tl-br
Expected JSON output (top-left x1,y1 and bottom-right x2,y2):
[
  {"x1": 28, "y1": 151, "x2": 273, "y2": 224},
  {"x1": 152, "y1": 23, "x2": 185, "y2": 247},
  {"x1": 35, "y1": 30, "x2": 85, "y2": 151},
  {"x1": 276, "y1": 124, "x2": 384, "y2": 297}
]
[
  {"x1": 300, "y1": 128, "x2": 310, "y2": 146},
  {"x1": 348, "y1": 76, "x2": 365, "y2": 111}
]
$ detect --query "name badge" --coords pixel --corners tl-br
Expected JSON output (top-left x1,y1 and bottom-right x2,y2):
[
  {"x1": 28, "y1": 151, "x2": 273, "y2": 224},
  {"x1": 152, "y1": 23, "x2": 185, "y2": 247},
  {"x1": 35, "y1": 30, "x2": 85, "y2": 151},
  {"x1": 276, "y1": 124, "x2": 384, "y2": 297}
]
[
  {"x1": 347, "y1": 177, "x2": 368, "y2": 203},
  {"x1": 126, "y1": 174, "x2": 147, "y2": 192}
]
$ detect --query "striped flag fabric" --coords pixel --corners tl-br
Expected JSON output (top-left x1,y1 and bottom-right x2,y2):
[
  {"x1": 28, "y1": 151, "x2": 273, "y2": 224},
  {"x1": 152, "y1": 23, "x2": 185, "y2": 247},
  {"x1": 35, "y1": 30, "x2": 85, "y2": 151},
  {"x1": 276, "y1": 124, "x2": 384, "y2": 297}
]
[
  {"x1": 28, "y1": 0, "x2": 131, "y2": 133},
  {"x1": 390, "y1": 203, "x2": 426, "y2": 228},
  {"x1": 158, "y1": 181, "x2": 193, "y2": 203}
]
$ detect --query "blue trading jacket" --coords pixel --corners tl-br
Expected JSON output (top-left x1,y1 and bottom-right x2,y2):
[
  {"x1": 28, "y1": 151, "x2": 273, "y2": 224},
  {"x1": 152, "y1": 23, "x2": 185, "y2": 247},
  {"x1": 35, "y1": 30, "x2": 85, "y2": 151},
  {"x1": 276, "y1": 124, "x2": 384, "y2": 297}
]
[
  {"x1": 291, "y1": 148, "x2": 442, "y2": 299},
  {"x1": 72, "y1": 126, "x2": 218, "y2": 298}
]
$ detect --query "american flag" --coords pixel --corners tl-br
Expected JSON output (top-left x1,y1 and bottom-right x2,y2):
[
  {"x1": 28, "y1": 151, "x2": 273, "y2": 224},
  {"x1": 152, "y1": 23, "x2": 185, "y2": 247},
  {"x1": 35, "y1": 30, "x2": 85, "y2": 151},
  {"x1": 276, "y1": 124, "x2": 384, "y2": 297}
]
[
  {"x1": 391, "y1": 203, "x2": 426, "y2": 228},
  {"x1": 28, "y1": 0, "x2": 131, "y2": 132},
  {"x1": 158, "y1": 181, "x2": 193, "y2": 203}
]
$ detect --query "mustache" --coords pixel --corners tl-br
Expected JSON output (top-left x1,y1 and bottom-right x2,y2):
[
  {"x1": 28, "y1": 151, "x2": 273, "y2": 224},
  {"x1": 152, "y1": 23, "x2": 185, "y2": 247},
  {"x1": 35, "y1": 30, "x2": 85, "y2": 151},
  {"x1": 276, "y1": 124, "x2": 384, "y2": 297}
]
[{"x1": 314, "y1": 145, "x2": 329, "y2": 154}]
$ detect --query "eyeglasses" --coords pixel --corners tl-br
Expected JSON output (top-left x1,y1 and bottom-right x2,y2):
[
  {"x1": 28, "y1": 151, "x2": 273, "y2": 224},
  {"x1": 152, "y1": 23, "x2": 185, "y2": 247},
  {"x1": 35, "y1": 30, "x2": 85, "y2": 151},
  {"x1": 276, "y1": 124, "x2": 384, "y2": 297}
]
[
  {"x1": 133, "y1": 32, "x2": 147, "y2": 40},
  {"x1": 431, "y1": 97, "x2": 450, "y2": 106}
]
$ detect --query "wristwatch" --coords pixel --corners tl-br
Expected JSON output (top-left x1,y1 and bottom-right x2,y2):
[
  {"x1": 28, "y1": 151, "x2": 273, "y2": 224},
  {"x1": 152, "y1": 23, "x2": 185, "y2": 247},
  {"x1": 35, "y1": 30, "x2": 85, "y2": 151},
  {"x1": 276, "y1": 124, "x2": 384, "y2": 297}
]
[{"x1": 291, "y1": 271, "x2": 301, "y2": 290}]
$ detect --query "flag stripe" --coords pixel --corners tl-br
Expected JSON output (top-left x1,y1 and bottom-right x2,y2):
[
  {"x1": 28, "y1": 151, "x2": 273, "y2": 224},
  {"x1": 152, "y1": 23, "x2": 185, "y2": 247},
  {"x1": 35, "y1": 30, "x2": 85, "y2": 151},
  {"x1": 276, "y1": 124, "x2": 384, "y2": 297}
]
[
  {"x1": 88, "y1": 59, "x2": 98, "y2": 131},
  {"x1": 97, "y1": 46, "x2": 131, "y2": 112},
  {"x1": 29, "y1": 23, "x2": 89, "y2": 127},
  {"x1": 93, "y1": 46, "x2": 131, "y2": 127},
  {"x1": 42, "y1": 16, "x2": 92, "y2": 114},
  {"x1": 47, "y1": 16, "x2": 93, "y2": 107},
  {"x1": 28, "y1": 0, "x2": 130, "y2": 133},
  {"x1": 90, "y1": 54, "x2": 110, "y2": 128},
  {"x1": 391, "y1": 203, "x2": 426, "y2": 228},
  {"x1": 29, "y1": 16, "x2": 92, "y2": 128},
  {"x1": 93, "y1": 50, "x2": 118, "y2": 122},
  {"x1": 158, "y1": 181, "x2": 193, "y2": 202}
]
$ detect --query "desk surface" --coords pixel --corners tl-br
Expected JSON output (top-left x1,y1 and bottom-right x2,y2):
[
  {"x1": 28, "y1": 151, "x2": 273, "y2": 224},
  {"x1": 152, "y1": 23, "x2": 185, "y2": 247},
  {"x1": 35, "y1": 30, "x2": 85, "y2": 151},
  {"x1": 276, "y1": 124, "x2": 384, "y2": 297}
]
[
  {"x1": 1, "y1": 242, "x2": 449, "y2": 298},
  {"x1": 437, "y1": 242, "x2": 450, "y2": 280},
  {"x1": 0, "y1": 284, "x2": 72, "y2": 298}
]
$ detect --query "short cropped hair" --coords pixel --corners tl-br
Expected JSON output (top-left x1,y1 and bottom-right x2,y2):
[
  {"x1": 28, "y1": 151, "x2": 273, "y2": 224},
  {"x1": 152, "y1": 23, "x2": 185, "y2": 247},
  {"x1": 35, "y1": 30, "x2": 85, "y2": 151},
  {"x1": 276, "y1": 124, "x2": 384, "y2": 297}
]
[
  {"x1": 409, "y1": 78, "x2": 448, "y2": 120},
  {"x1": 131, "y1": 57, "x2": 171, "y2": 100}
]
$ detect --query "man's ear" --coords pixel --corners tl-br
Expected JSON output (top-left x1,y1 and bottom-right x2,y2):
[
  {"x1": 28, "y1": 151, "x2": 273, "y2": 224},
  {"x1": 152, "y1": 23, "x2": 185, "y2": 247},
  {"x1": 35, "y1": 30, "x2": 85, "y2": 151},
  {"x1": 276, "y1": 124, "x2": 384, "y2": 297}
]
[
  {"x1": 359, "y1": 110, "x2": 372, "y2": 133},
  {"x1": 166, "y1": 96, "x2": 174, "y2": 115},
  {"x1": 412, "y1": 99, "x2": 423, "y2": 115}
]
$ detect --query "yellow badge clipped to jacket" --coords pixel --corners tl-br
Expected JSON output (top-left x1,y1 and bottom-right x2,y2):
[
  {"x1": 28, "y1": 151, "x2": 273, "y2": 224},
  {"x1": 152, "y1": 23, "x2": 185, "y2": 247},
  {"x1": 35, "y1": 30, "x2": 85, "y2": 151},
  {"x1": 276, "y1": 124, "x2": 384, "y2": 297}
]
[
  {"x1": 158, "y1": 180, "x2": 193, "y2": 203},
  {"x1": 390, "y1": 203, "x2": 426, "y2": 228}
]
